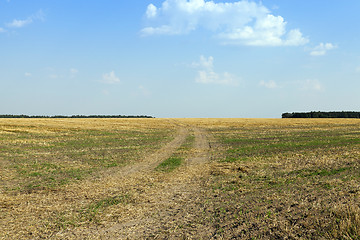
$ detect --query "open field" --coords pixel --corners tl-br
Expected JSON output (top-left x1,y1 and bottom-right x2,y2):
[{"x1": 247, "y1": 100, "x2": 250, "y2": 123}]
[{"x1": 1, "y1": 118, "x2": 360, "y2": 239}]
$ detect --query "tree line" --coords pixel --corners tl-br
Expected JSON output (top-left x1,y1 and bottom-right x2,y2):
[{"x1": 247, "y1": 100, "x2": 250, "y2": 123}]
[
  {"x1": 282, "y1": 111, "x2": 360, "y2": 118},
  {"x1": 0, "y1": 115, "x2": 154, "y2": 119}
]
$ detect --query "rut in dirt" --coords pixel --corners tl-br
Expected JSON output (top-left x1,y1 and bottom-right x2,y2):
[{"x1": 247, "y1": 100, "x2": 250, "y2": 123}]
[
  {"x1": 188, "y1": 128, "x2": 211, "y2": 164},
  {"x1": 104, "y1": 127, "x2": 213, "y2": 238},
  {"x1": 116, "y1": 127, "x2": 189, "y2": 177},
  {"x1": 53, "y1": 124, "x2": 215, "y2": 239}
]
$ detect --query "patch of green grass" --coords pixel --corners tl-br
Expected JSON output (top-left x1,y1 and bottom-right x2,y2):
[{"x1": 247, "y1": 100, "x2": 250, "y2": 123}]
[
  {"x1": 16, "y1": 165, "x2": 93, "y2": 191},
  {"x1": 105, "y1": 162, "x2": 119, "y2": 168},
  {"x1": 55, "y1": 212, "x2": 77, "y2": 229},
  {"x1": 207, "y1": 122, "x2": 360, "y2": 239},
  {"x1": 79, "y1": 195, "x2": 129, "y2": 222},
  {"x1": 309, "y1": 167, "x2": 349, "y2": 177},
  {"x1": 28, "y1": 171, "x2": 42, "y2": 177},
  {"x1": 181, "y1": 135, "x2": 196, "y2": 149},
  {"x1": 155, "y1": 133, "x2": 195, "y2": 173},
  {"x1": 289, "y1": 166, "x2": 350, "y2": 178},
  {"x1": 227, "y1": 138, "x2": 360, "y2": 158},
  {"x1": 321, "y1": 182, "x2": 333, "y2": 190},
  {"x1": 222, "y1": 129, "x2": 360, "y2": 159},
  {"x1": 221, "y1": 156, "x2": 249, "y2": 163},
  {"x1": 55, "y1": 194, "x2": 129, "y2": 229},
  {"x1": 2, "y1": 124, "x2": 174, "y2": 192},
  {"x1": 156, "y1": 157, "x2": 183, "y2": 172}
]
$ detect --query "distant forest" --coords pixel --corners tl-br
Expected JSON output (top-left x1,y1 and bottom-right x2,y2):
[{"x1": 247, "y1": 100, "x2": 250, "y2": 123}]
[
  {"x1": 0, "y1": 115, "x2": 154, "y2": 119},
  {"x1": 282, "y1": 111, "x2": 360, "y2": 118}
]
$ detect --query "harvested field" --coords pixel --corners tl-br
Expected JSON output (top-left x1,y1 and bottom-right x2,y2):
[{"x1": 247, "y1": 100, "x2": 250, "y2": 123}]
[{"x1": 0, "y1": 118, "x2": 359, "y2": 239}]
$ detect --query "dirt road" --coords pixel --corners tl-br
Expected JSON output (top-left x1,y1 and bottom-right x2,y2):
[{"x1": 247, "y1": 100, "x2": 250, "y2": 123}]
[{"x1": 54, "y1": 122, "x2": 215, "y2": 239}]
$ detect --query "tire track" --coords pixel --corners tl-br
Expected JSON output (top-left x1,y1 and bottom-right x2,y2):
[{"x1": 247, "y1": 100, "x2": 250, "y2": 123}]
[
  {"x1": 54, "y1": 123, "x2": 214, "y2": 239},
  {"x1": 187, "y1": 127, "x2": 211, "y2": 165},
  {"x1": 96, "y1": 126, "x2": 214, "y2": 239},
  {"x1": 117, "y1": 127, "x2": 189, "y2": 177}
]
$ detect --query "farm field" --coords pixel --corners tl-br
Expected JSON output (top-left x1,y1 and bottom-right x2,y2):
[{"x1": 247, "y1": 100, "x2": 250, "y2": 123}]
[{"x1": 0, "y1": 118, "x2": 360, "y2": 239}]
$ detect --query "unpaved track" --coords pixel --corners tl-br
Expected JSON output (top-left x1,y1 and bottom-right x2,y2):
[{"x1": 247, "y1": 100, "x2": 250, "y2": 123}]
[
  {"x1": 189, "y1": 128, "x2": 211, "y2": 164},
  {"x1": 100, "y1": 126, "x2": 213, "y2": 239},
  {"x1": 54, "y1": 122, "x2": 214, "y2": 239},
  {"x1": 117, "y1": 127, "x2": 189, "y2": 176}
]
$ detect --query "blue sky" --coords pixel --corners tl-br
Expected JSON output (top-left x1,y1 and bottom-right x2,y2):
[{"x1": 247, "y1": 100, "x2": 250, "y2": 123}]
[{"x1": 1, "y1": 0, "x2": 360, "y2": 118}]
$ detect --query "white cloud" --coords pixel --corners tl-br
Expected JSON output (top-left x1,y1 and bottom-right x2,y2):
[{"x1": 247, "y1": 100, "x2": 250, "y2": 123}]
[
  {"x1": 192, "y1": 55, "x2": 239, "y2": 85},
  {"x1": 6, "y1": 10, "x2": 45, "y2": 28},
  {"x1": 101, "y1": 71, "x2": 120, "y2": 84},
  {"x1": 146, "y1": 4, "x2": 158, "y2": 18},
  {"x1": 7, "y1": 18, "x2": 33, "y2": 28},
  {"x1": 300, "y1": 79, "x2": 323, "y2": 91},
  {"x1": 102, "y1": 89, "x2": 110, "y2": 95},
  {"x1": 284, "y1": 29, "x2": 308, "y2": 46},
  {"x1": 0, "y1": 28, "x2": 6, "y2": 33},
  {"x1": 196, "y1": 70, "x2": 237, "y2": 85},
  {"x1": 259, "y1": 80, "x2": 278, "y2": 89},
  {"x1": 271, "y1": 5, "x2": 279, "y2": 10},
  {"x1": 49, "y1": 74, "x2": 58, "y2": 79},
  {"x1": 141, "y1": 25, "x2": 183, "y2": 35},
  {"x1": 70, "y1": 68, "x2": 78, "y2": 74},
  {"x1": 310, "y1": 43, "x2": 336, "y2": 56},
  {"x1": 70, "y1": 68, "x2": 79, "y2": 78},
  {"x1": 24, "y1": 72, "x2": 32, "y2": 77},
  {"x1": 33, "y1": 9, "x2": 46, "y2": 21},
  {"x1": 191, "y1": 55, "x2": 214, "y2": 69},
  {"x1": 141, "y1": 0, "x2": 308, "y2": 47},
  {"x1": 138, "y1": 85, "x2": 151, "y2": 96}
]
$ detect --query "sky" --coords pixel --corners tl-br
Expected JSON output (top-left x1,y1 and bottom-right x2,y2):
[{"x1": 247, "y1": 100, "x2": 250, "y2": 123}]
[{"x1": 1, "y1": 0, "x2": 360, "y2": 118}]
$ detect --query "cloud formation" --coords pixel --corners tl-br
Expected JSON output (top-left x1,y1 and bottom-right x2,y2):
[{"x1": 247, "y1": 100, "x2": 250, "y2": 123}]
[
  {"x1": 138, "y1": 85, "x2": 151, "y2": 96},
  {"x1": 310, "y1": 43, "x2": 336, "y2": 56},
  {"x1": 70, "y1": 68, "x2": 78, "y2": 74},
  {"x1": 7, "y1": 19, "x2": 33, "y2": 28},
  {"x1": 142, "y1": 0, "x2": 308, "y2": 46},
  {"x1": 70, "y1": 68, "x2": 79, "y2": 78},
  {"x1": 49, "y1": 74, "x2": 58, "y2": 79},
  {"x1": 146, "y1": 4, "x2": 158, "y2": 18},
  {"x1": 259, "y1": 80, "x2": 279, "y2": 89},
  {"x1": 101, "y1": 71, "x2": 120, "y2": 84},
  {"x1": 193, "y1": 55, "x2": 238, "y2": 85},
  {"x1": 300, "y1": 79, "x2": 323, "y2": 91},
  {"x1": 6, "y1": 10, "x2": 45, "y2": 28}
]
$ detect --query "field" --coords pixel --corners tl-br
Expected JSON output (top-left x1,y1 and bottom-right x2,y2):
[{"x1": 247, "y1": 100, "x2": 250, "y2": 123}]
[{"x1": 1, "y1": 118, "x2": 360, "y2": 239}]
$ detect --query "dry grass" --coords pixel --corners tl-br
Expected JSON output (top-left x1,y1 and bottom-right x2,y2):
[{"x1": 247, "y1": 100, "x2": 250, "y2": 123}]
[
  {"x1": 193, "y1": 118, "x2": 360, "y2": 239},
  {"x1": 1, "y1": 118, "x2": 359, "y2": 239},
  {"x1": 0, "y1": 118, "x2": 176, "y2": 239}
]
